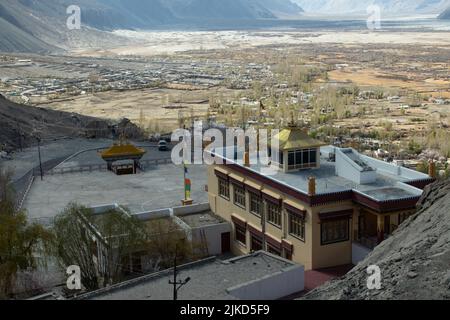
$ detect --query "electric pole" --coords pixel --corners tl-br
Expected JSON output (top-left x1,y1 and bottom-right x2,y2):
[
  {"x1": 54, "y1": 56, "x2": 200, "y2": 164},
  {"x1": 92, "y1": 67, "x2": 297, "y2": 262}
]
[
  {"x1": 33, "y1": 130, "x2": 43, "y2": 181},
  {"x1": 168, "y1": 246, "x2": 191, "y2": 301},
  {"x1": 37, "y1": 136, "x2": 43, "y2": 181}
]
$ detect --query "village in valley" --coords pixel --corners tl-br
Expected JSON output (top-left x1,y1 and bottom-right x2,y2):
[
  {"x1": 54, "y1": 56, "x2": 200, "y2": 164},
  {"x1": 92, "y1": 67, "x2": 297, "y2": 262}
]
[{"x1": 2, "y1": 38, "x2": 449, "y2": 175}]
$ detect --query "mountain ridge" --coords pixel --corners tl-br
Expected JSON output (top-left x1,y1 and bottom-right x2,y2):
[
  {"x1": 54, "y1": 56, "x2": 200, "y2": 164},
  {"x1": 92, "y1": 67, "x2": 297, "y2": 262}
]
[
  {"x1": 293, "y1": 0, "x2": 450, "y2": 15},
  {"x1": 0, "y1": 0, "x2": 303, "y2": 53},
  {"x1": 439, "y1": 6, "x2": 450, "y2": 18}
]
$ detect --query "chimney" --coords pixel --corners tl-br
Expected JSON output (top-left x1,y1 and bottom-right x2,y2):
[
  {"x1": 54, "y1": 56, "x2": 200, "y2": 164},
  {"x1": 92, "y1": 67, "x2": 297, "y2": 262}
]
[
  {"x1": 244, "y1": 151, "x2": 250, "y2": 167},
  {"x1": 308, "y1": 176, "x2": 316, "y2": 196},
  {"x1": 428, "y1": 160, "x2": 436, "y2": 178}
]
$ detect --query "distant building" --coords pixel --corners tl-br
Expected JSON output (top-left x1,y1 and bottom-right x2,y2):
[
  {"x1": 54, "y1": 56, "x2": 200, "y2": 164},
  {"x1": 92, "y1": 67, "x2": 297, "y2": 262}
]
[
  {"x1": 100, "y1": 142, "x2": 146, "y2": 175},
  {"x1": 206, "y1": 125, "x2": 435, "y2": 270}
]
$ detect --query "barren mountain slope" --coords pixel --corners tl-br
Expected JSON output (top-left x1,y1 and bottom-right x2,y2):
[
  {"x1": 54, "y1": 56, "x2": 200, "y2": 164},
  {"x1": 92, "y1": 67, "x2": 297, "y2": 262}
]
[
  {"x1": 0, "y1": 95, "x2": 110, "y2": 151},
  {"x1": 439, "y1": 6, "x2": 450, "y2": 18},
  {"x1": 303, "y1": 179, "x2": 450, "y2": 300}
]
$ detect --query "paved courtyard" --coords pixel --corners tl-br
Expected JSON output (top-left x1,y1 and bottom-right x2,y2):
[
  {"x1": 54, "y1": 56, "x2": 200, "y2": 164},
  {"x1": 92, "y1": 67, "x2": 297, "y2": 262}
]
[{"x1": 23, "y1": 163, "x2": 208, "y2": 222}]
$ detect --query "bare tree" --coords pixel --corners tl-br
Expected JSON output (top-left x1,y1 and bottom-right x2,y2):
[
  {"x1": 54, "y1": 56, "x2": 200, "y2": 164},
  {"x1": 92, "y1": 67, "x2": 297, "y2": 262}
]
[
  {"x1": 51, "y1": 204, "x2": 101, "y2": 291},
  {"x1": 0, "y1": 168, "x2": 52, "y2": 299},
  {"x1": 144, "y1": 219, "x2": 197, "y2": 269},
  {"x1": 51, "y1": 203, "x2": 148, "y2": 290}
]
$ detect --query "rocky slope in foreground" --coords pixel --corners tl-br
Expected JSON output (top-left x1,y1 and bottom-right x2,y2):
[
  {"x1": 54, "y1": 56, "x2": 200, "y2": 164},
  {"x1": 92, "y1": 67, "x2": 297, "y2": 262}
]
[{"x1": 303, "y1": 179, "x2": 450, "y2": 300}]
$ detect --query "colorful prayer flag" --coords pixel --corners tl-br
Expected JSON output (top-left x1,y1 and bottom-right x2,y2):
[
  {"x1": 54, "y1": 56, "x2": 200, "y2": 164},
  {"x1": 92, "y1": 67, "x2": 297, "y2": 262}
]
[{"x1": 185, "y1": 178, "x2": 191, "y2": 199}]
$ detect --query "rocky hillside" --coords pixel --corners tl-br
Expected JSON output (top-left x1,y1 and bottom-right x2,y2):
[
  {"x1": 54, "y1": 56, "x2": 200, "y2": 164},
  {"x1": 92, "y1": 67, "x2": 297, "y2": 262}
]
[
  {"x1": 439, "y1": 7, "x2": 450, "y2": 18},
  {"x1": 303, "y1": 179, "x2": 450, "y2": 300},
  {"x1": 0, "y1": 95, "x2": 143, "y2": 153},
  {"x1": 166, "y1": 0, "x2": 303, "y2": 20}
]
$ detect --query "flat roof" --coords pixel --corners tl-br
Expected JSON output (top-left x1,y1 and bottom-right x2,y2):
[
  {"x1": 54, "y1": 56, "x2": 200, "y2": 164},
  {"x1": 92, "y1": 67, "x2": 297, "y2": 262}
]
[
  {"x1": 213, "y1": 146, "x2": 428, "y2": 202},
  {"x1": 179, "y1": 210, "x2": 225, "y2": 228},
  {"x1": 81, "y1": 252, "x2": 297, "y2": 300}
]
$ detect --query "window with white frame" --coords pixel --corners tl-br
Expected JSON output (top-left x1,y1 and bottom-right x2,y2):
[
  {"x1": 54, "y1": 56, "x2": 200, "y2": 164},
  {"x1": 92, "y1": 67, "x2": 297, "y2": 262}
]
[
  {"x1": 249, "y1": 192, "x2": 262, "y2": 217},
  {"x1": 267, "y1": 201, "x2": 281, "y2": 227},
  {"x1": 233, "y1": 184, "x2": 246, "y2": 208},
  {"x1": 218, "y1": 177, "x2": 230, "y2": 199}
]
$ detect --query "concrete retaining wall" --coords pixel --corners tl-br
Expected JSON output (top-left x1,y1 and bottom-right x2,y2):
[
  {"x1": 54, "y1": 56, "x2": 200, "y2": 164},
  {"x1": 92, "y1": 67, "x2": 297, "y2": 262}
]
[
  {"x1": 133, "y1": 208, "x2": 171, "y2": 221},
  {"x1": 173, "y1": 202, "x2": 211, "y2": 216},
  {"x1": 227, "y1": 263, "x2": 304, "y2": 300},
  {"x1": 335, "y1": 148, "x2": 377, "y2": 184}
]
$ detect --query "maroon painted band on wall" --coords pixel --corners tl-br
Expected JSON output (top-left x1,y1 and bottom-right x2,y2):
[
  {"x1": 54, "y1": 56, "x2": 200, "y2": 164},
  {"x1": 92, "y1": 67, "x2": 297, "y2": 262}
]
[
  {"x1": 231, "y1": 215, "x2": 247, "y2": 228},
  {"x1": 284, "y1": 205, "x2": 306, "y2": 220},
  {"x1": 215, "y1": 163, "x2": 428, "y2": 213},
  {"x1": 319, "y1": 209, "x2": 353, "y2": 221}
]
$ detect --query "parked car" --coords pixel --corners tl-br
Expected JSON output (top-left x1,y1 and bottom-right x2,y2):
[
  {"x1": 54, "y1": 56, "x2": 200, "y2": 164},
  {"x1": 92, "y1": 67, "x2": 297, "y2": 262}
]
[{"x1": 158, "y1": 140, "x2": 169, "y2": 151}]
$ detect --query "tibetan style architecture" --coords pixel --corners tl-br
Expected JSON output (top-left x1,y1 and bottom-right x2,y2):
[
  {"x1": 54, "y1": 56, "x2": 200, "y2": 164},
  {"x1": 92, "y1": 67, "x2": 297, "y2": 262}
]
[
  {"x1": 271, "y1": 124, "x2": 327, "y2": 172},
  {"x1": 206, "y1": 125, "x2": 435, "y2": 270},
  {"x1": 100, "y1": 142, "x2": 146, "y2": 175}
]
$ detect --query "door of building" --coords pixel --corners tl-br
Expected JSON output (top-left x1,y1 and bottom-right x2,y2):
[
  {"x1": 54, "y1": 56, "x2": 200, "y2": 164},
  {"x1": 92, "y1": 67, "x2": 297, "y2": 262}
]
[
  {"x1": 221, "y1": 232, "x2": 231, "y2": 254},
  {"x1": 358, "y1": 214, "x2": 366, "y2": 239},
  {"x1": 384, "y1": 215, "x2": 391, "y2": 235}
]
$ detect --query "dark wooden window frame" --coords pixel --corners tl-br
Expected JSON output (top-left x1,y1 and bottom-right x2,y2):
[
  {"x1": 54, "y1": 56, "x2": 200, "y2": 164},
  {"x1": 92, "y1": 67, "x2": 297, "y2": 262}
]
[
  {"x1": 287, "y1": 148, "x2": 318, "y2": 170},
  {"x1": 250, "y1": 234, "x2": 263, "y2": 252},
  {"x1": 320, "y1": 218, "x2": 350, "y2": 246},
  {"x1": 288, "y1": 210, "x2": 306, "y2": 242},
  {"x1": 266, "y1": 242, "x2": 282, "y2": 256},
  {"x1": 234, "y1": 223, "x2": 247, "y2": 246}
]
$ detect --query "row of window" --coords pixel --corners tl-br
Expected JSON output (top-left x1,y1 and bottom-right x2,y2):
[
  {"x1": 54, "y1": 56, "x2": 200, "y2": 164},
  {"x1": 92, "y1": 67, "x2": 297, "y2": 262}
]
[
  {"x1": 287, "y1": 148, "x2": 318, "y2": 169},
  {"x1": 219, "y1": 177, "x2": 305, "y2": 240},
  {"x1": 236, "y1": 217, "x2": 349, "y2": 249},
  {"x1": 220, "y1": 177, "x2": 350, "y2": 246},
  {"x1": 235, "y1": 224, "x2": 285, "y2": 258}
]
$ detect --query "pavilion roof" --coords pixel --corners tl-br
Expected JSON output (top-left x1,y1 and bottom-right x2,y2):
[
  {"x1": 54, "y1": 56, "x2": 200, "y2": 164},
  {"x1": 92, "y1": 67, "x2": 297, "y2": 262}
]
[
  {"x1": 274, "y1": 126, "x2": 326, "y2": 151},
  {"x1": 100, "y1": 143, "x2": 146, "y2": 160}
]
